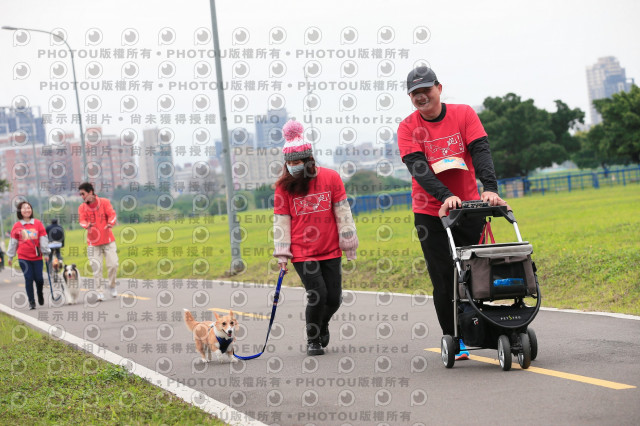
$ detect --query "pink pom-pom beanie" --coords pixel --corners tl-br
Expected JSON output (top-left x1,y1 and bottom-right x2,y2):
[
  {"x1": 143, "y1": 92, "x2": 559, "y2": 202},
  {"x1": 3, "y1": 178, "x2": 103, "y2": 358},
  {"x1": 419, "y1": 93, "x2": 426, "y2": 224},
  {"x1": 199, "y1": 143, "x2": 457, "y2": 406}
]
[{"x1": 281, "y1": 119, "x2": 312, "y2": 161}]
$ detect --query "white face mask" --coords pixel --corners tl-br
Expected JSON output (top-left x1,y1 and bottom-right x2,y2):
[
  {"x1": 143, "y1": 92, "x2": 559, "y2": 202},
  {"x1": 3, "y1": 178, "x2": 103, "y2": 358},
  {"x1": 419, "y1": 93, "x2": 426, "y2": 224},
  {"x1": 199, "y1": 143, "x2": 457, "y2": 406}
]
[{"x1": 287, "y1": 163, "x2": 305, "y2": 176}]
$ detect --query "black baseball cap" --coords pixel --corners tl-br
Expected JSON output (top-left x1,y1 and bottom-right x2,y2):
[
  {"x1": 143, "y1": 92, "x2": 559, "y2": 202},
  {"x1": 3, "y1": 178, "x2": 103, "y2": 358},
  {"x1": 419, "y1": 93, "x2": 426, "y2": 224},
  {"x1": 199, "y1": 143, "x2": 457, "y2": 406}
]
[{"x1": 407, "y1": 66, "x2": 438, "y2": 94}]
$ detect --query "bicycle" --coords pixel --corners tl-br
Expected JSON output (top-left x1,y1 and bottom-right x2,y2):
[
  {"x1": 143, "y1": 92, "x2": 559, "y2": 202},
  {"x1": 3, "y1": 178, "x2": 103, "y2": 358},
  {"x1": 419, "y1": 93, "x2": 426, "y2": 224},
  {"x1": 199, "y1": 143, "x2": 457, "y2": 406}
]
[{"x1": 47, "y1": 242, "x2": 64, "y2": 291}]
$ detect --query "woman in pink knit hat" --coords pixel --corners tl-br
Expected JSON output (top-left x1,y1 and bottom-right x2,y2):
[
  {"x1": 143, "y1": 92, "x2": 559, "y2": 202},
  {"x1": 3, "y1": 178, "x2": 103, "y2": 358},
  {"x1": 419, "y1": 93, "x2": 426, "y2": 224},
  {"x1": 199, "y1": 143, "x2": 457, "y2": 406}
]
[{"x1": 273, "y1": 119, "x2": 359, "y2": 356}]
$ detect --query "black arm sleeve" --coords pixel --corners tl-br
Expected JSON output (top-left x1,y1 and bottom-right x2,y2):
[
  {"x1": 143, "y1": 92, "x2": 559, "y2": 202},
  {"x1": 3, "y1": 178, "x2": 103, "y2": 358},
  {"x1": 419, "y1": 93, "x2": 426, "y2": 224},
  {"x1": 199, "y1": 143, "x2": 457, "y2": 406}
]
[
  {"x1": 402, "y1": 152, "x2": 454, "y2": 202},
  {"x1": 468, "y1": 136, "x2": 499, "y2": 193}
]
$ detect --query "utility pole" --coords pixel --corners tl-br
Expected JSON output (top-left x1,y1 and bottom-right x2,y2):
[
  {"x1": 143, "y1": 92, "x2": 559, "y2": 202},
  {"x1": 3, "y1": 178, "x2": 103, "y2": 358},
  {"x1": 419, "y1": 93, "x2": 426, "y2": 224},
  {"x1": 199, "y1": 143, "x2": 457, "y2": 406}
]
[{"x1": 209, "y1": 0, "x2": 244, "y2": 274}]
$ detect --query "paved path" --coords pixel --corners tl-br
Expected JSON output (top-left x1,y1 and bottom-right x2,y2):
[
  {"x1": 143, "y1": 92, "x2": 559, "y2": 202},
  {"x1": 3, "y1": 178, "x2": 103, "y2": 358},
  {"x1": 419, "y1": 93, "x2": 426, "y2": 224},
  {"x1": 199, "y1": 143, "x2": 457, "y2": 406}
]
[{"x1": 1, "y1": 268, "x2": 639, "y2": 425}]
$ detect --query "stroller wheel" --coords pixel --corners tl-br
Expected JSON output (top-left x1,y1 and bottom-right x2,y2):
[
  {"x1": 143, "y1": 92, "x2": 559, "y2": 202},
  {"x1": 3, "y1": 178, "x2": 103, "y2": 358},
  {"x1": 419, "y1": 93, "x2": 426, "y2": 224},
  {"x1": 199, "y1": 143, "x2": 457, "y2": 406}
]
[
  {"x1": 518, "y1": 333, "x2": 531, "y2": 369},
  {"x1": 441, "y1": 335, "x2": 456, "y2": 368},
  {"x1": 497, "y1": 335, "x2": 512, "y2": 371},
  {"x1": 527, "y1": 328, "x2": 538, "y2": 360}
]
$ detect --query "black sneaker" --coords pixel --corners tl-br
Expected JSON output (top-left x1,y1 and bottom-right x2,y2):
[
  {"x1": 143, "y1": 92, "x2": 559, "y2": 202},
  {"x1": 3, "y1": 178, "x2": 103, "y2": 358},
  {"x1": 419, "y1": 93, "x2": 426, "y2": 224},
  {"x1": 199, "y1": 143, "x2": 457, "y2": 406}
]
[
  {"x1": 320, "y1": 323, "x2": 330, "y2": 348},
  {"x1": 29, "y1": 302, "x2": 36, "y2": 310},
  {"x1": 37, "y1": 292, "x2": 44, "y2": 306},
  {"x1": 307, "y1": 342, "x2": 324, "y2": 356}
]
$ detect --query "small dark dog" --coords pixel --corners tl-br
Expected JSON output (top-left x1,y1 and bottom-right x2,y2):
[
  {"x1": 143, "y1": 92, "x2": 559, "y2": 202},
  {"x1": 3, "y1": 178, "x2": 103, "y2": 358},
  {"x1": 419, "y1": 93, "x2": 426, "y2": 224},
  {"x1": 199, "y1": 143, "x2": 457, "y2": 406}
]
[{"x1": 63, "y1": 264, "x2": 81, "y2": 304}]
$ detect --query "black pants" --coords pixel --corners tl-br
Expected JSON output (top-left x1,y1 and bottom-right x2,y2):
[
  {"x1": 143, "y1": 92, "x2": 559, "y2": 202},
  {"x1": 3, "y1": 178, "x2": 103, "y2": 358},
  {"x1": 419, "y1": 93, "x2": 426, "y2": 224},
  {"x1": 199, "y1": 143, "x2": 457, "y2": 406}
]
[
  {"x1": 414, "y1": 213, "x2": 484, "y2": 335},
  {"x1": 19, "y1": 259, "x2": 45, "y2": 305},
  {"x1": 293, "y1": 257, "x2": 342, "y2": 343}
]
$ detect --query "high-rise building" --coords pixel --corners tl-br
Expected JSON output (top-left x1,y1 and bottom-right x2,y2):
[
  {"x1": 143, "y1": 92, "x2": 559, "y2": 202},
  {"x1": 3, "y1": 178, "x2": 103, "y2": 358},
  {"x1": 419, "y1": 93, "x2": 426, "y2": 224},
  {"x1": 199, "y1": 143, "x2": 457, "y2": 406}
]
[
  {"x1": 586, "y1": 56, "x2": 634, "y2": 125},
  {"x1": 0, "y1": 106, "x2": 48, "y2": 204},
  {"x1": 255, "y1": 108, "x2": 288, "y2": 148},
  {"x1": 140, "y1": 127, "x2": 175, "y2": 191},
  {"x1": 0, "y1": 106, "x2": 46, "y2": 149},
  {"x1": 214, "y1": 140, "x2": 224, "y2": 161}
]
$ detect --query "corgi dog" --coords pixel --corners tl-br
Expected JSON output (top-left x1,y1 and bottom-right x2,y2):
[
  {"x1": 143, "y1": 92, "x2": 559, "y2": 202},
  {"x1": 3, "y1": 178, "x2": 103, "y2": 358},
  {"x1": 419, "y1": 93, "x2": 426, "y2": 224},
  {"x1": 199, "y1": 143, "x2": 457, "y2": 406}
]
[
  {"x1": 62, "y1": 264, "x2": 81, "y2": 304},
  {"x1": 184, "y1": 309, "x2": 238, "y2": 363}
]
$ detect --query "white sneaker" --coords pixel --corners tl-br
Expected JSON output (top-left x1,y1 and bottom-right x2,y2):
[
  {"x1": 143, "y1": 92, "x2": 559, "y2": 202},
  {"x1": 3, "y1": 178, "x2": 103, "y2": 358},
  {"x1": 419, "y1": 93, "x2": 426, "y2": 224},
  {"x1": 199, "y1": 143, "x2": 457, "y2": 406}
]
[
  {"x1": 97, "y1": 293, "x2": 105, "y2": 301},
  {"x1": 110, "y1": 287, "x2": 118, "y2": 298}
]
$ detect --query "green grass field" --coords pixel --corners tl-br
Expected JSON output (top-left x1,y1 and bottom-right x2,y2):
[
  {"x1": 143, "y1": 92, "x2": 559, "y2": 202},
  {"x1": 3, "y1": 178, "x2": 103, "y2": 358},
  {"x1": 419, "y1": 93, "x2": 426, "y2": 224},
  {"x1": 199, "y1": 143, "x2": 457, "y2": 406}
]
[
  {"x1": 34, "y1": 184, "x2": 640, "y2": 315},
  {"x1": 0, "y1": 312, "x2": 224, "y2": 425}
]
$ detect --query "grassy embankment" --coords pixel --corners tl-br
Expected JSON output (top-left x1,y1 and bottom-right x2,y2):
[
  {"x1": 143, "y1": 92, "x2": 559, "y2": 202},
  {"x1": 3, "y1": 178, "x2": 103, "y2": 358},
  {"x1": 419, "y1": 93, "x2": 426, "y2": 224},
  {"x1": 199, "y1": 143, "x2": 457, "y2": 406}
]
[{"x1": 0, "y1": 312, "x2": 225, "y2": 425}]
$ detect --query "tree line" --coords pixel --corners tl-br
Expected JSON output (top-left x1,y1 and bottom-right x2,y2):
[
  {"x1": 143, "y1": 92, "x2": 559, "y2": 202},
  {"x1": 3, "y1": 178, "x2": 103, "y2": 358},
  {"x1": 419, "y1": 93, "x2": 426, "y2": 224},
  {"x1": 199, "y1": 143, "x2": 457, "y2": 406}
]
[{"x1": 479, "y1": 85, "x2": 639, "y2": 178}]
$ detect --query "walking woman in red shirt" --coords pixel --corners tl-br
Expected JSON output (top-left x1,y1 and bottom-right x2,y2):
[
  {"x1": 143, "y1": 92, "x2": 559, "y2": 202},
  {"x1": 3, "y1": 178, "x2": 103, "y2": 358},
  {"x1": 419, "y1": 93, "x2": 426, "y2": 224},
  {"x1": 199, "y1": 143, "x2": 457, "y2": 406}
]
[
  {"x1": 273, "y1": 119, "x2": 359, "y2": 356},
  {"x1": 6, "y1": 201, "x2": 51, "y2": 310}
]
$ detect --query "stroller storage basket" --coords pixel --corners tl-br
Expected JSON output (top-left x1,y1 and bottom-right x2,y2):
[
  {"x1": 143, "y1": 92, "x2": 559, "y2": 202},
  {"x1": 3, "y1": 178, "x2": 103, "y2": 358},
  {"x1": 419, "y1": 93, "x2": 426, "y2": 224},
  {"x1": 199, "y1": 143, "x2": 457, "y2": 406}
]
[
  {"x1": 458, "y1": 243, "x2": 537, "y2": 301},
  {"x1": 458, "y1": 304, "x2": 536, "y2": 349}
]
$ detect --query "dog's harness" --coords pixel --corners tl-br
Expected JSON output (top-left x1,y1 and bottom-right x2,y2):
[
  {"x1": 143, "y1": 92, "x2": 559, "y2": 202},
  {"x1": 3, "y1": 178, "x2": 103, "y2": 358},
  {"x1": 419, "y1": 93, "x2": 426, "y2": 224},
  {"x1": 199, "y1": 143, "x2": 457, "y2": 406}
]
[
  {"x1": 216, "y1": 335, "x2": 234, "y2": 354},
  {"x1": 205, "y1": 323, "x2": 235, "y2": 354}
]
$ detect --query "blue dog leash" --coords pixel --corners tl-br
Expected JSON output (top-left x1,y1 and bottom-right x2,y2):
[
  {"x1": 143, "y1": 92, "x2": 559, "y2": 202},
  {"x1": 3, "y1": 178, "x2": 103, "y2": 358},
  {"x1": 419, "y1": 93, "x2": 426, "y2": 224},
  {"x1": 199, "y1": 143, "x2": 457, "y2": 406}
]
[{"x1": 234, "y1": 268, "x2": 286, "y2": 360}]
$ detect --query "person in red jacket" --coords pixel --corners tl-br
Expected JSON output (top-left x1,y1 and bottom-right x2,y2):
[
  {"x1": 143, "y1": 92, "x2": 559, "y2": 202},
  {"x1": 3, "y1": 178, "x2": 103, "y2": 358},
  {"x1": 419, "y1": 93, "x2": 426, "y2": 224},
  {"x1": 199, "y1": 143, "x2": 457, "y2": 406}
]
[
  {"x1": 6, "y1": 201, "x2": 51, "y2": 310},
  {"x1": 273, "y1": 119, "x2": 359, "y2": 356},
  {"x1": 78, "y1": 182, "x2": 119, "y2": 301}
]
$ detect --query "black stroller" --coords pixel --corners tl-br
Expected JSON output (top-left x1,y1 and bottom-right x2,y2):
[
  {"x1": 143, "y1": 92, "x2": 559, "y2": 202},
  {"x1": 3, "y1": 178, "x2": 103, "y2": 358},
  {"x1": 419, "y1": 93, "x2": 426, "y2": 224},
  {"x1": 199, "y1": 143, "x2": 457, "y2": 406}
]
[{"x1": 440, "y1": 202, "x2": 541, "y2": 371}]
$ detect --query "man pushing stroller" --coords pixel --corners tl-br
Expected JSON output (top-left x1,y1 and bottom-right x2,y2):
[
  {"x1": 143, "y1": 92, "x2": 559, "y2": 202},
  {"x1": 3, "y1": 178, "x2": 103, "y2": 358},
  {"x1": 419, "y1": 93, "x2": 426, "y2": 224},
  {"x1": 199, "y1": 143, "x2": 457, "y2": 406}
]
[{"x1": 397, "y1": 65, "x2": 505, "y2": 359}]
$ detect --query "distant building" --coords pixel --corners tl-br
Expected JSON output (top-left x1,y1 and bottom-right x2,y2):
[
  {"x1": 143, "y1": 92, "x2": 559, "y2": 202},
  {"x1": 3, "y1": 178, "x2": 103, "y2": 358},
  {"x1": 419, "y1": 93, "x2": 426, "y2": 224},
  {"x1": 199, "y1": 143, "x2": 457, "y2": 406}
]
[
  {"x1": 0, "y1": 143, "x2": 48, "y2": 203},
  {"x1": 0, "y1": 125, "x2": 128, "y2": 201},
  {"x1": 171, "y1": 162, "x2": 221, "y2": 196},
  {"x1": 331, "y1": 140, "x2": 408, "y2": 181},
  {"x1": 231, "y1": 146, "x2": 282, "y2": 190},
  {"x1": 0, "y1": 106, "x2": 46, "y2": 149},
  {"x1": 255, "y1": 108, "x2": 288, "y2": 149},
  {"x1": 586, "y1": 56, "x2": 634, "y2": 125},
  {"x1": 214, "y1": 140, "x2": 224, "y2": 161},
  {"x1": 79, "y1": 127, "x2": 131, "y2": 192},
  {"x1": 45, "y1": 127, "x2": 129, "y2": 194},
  {"x1": 140, "y1": 127, "x2": 175, "y2": 191}
]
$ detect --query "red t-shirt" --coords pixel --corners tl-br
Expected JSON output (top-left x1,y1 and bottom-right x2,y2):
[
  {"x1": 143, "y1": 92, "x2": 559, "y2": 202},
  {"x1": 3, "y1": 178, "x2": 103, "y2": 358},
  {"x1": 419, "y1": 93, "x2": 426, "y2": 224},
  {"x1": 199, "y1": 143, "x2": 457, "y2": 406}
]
[
  {"x1": 274, "y1": 167, "x2": 347, "y2": 262},
  {"x1": 397, "y1": 104, "x2": 487, "y2": 216},
  {"x1": 10, "y1": 219, "x2": 47, "y2": 261}
]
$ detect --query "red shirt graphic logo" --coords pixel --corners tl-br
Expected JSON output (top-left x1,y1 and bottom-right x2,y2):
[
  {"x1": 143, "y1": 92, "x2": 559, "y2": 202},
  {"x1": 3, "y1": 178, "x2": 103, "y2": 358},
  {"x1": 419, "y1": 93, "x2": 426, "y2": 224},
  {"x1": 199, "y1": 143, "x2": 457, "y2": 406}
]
[
  {"x1": 423, "y1": 133, "x2": 465, "y2": 162},
  {"x1": 293, "y1": 192, "x2": 331, "y2": 215}
]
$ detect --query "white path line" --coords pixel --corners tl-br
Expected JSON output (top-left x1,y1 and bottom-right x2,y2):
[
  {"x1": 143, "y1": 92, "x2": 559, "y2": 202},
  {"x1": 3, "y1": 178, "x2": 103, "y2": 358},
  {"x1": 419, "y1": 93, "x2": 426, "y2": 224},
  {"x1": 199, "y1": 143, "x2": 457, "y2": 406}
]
[{"x1": 0, "y1": 302, "x2": 267, "y2": 426}]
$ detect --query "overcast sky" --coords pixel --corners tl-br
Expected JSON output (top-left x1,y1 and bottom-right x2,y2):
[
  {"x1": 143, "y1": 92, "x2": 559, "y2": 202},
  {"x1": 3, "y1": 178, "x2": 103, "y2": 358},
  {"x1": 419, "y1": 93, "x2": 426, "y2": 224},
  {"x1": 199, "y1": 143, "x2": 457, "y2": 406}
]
[{"x1": 1, "y1": 0, "x2": 638, "y2": 166}]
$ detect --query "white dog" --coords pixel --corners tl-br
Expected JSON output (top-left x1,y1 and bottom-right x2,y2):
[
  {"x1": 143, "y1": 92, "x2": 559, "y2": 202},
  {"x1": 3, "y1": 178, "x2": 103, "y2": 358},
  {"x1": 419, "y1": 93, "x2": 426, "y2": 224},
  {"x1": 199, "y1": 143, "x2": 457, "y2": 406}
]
[{"x1": 63, "y1": 264, "x2": 81, "y2": 304}]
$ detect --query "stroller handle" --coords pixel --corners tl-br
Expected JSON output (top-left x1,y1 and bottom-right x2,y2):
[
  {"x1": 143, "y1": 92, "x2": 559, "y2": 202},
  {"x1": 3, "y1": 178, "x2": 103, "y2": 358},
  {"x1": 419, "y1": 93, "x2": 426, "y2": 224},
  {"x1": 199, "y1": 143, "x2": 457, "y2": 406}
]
[
  {"x1": 442, "y1": 202, "x2": 524, "y2": 279},
  {"x1": 441, "y1": 204, "x2": 515, "y2": 229}
]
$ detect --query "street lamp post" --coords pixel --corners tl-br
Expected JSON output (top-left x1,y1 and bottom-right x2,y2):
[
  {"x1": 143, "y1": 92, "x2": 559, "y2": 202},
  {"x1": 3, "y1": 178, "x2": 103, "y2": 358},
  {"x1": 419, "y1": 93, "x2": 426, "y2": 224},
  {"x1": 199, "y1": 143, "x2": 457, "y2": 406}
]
[
  {"x1": 208, "y1": 0, "x2": 244, "y2": 275},
  {"x1": 2, "y1": 26, "x2": 88, "y2": 183}
]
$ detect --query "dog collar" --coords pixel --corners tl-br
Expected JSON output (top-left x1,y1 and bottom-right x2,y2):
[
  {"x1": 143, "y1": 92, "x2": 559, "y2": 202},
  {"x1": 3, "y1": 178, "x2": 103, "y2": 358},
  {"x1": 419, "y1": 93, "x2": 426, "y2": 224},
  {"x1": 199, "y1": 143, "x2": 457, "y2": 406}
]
[{"x1": 216, "y1": 335, "x2": 233, "y2": 353}]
